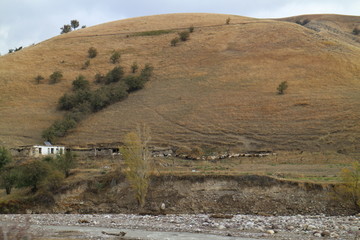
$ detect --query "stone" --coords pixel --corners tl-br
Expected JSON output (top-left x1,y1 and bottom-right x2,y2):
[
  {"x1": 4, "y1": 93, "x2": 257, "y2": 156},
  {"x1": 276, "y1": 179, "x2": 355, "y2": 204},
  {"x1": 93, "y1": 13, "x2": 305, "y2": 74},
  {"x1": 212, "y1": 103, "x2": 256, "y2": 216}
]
[
  {"x1": 160, "y1": 203, "x2": 166, "y2": 210},
  {"x1": 321, "y1": 230, "x2": 330, "y2": 237},
  {"x1": 266, "y1": 230, "x2": 275, "y2": 235},
  {"x1": 330, "y1": 232, "x2": 339, "y2": 238},
  {"x1": 313, "y1": 231, "x2": 322, "y2": 237}
]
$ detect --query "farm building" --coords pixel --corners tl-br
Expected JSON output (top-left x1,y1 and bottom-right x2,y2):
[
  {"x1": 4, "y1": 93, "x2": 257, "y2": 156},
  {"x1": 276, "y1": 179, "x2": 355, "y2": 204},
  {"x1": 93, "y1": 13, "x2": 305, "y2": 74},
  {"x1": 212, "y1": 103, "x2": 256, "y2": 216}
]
[{"x1": 11, "y1": 142, "x2": 66, "y2": 157}]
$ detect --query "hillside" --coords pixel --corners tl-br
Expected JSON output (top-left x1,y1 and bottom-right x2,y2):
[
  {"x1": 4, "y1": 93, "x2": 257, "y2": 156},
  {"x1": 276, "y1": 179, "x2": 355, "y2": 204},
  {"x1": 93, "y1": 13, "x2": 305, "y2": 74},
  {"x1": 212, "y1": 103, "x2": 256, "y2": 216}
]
[{"x1": 0, "y1": 13, "x2": 359, "y2": 153}]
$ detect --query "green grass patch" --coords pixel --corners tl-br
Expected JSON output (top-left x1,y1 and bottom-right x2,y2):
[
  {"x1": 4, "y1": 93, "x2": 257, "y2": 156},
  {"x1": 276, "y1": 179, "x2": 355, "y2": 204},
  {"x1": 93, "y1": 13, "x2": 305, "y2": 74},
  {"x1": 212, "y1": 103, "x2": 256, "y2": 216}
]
[{"x1": 132, "y1": 29, "x2": 173, "y2": 37}]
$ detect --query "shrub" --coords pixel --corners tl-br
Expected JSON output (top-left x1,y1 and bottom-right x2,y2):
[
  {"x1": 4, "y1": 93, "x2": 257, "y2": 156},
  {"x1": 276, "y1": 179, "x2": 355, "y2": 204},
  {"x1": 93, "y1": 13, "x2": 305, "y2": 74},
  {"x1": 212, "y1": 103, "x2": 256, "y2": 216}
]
[
  {"x1": 60, "y1": 24, "x2": 72, "y2": 34},
  {"x1": 171, "y1": 37, "x2": 180, "y2": 46},
  {"x1": 131, "y1": 62, "x2": 139, "y2": 73},
  {"x1": 189, "y1": 25, "x2": 194, "y2": 33},
  {"x1": 124, "y1": 75, "x2": 145, "y2": 92},
  {"x1": 0, "y1": 146, "x2": 12, "y2": 170},
  {"x1": 72, "y1": 75, "x2": 90, "y2": 91},
  {"x1": 140, "y1": 64, "x2": 154, "y2": 82},
  {"x1": 0, "y1": 166, "x2": 17, "y2": 195},
  {"x1": 105, "y1": 66, "x2": 124, "y2": 84},
  {"x1": 296, "y1": 19, "x2": 310, "y2": 26},
  {"x1": 54, "y1": 151, "x2": 77, "y2": 178},
  {"x1": 49, "y1": 71, "x2": 63, "y2": 84},
  {"x1": 277, "y1": 81, "x2": 288, "y2": 94},
  {"x1": 226, "y1": 17, "x2": 231, "y2": 25},
  {"x1": 353, "y1": 27, "x2": 360, "y2": 35},
  {"x1": 110, "y1": 50, "x2": 121, "y2": 64},
  {"x1": 34, "y1": 75, "x2": 44, "y2": 84},
  {"x1": 94, "y1": 73, "x2": 106, "y2": 84},
  {"x1": 178, "y1": 31, "x2": 190, "y2": 41},
  {"x1": 88, "y1": 47, "x2": 98, "y2": 58},
  {"x1": 17, "y1": 160, "x2": 51, "y2": 193},
  {"x1": 82, "y1": 59, "x2": 90, "y2": 69}
]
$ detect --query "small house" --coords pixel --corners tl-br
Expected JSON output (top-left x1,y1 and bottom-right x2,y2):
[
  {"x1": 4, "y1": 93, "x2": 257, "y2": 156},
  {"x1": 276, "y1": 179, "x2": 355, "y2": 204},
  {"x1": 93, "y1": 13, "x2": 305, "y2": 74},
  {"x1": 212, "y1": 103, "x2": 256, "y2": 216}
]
[{"x1": 11, "y1": 142, "x2": 66, "y2": 158}]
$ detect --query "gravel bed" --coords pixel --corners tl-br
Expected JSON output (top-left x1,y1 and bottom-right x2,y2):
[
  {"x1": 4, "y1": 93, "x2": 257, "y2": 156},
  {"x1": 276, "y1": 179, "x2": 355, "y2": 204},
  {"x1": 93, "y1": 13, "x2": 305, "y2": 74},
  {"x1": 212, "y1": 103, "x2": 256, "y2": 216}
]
[{"x1": 0, "y1": 214, "x2": 359, "y2": 239}]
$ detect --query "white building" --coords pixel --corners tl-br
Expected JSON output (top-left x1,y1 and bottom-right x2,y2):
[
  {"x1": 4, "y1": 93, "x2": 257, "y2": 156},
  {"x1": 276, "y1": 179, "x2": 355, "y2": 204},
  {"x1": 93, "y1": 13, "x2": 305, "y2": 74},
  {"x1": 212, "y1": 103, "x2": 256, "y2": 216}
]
[{"x1": 30, "y1": 145, "x2": 65, "y2": 157}]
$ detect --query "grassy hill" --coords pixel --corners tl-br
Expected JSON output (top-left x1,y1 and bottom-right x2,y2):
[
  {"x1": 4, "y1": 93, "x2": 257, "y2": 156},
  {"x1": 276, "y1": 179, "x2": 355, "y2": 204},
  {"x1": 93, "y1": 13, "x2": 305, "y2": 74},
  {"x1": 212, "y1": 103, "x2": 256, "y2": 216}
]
[{"x1": 0, "y1": 13, "x2": 359, "y2": 154}]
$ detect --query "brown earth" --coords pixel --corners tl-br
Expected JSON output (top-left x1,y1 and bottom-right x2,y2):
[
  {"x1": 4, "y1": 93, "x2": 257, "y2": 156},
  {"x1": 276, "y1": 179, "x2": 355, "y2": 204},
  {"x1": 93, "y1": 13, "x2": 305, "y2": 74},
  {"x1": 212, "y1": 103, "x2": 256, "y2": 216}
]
[
  {"x1": 32, "y1": 173, "x2": 356, "y2": 216},
  {"x1": 0, "y1": 13, "x2": 359, "y2": 154}
]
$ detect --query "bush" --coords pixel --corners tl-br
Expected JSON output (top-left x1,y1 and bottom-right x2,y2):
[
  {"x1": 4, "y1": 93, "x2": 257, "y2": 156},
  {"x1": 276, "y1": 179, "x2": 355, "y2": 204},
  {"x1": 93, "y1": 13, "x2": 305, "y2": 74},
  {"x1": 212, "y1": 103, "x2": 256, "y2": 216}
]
[
  {"x1": 140, "y1": 64, "x2": 154, "y2": 82},
  {"x1": 72, "y1": 75, "x2": 90, "y2": 91},
  {"x1": 35, "y1": 75, "x2": 44, "y2": 84},
  {"x1": 54, "y1": 151, "x2": 77, "y2": 178},
  {"x1": 82, "y1": 59, "x2": 90, "y2": 69},
  {"x1": 105, "y1": 66, "x2": 124, "y2": 84},
  {"x1": 178, "y1": 31, "x2": 190, "y2": 41},
  {"x1": 0, "y1": 166, "x2": 18, "y2": 195},
  {"x1": 277, "y1": 81, "x2": 288, "y2": 95},
  {"x1": 88, "y1": 47, "x2": 98, "y2": 58},
  {"x1": 49, "y1": 71, "x2": 63, "y2": 84},
  {"x1": 124, "y1": 75, "x2": 145, "y2": 92},
  {"x1": 17, "y1": 160, "x2": 51, "y2": 193},
  {"x1": 0, "y1": 146, "x2": 12, "y2": 170},
  {"x1": 353, "y1": 27, "x2": 360, "y2": 35},
  {"x1": 296, "y1": 19, "x2": 310, "y2": 26},
  {"x1": 60, "y1": 24, "x2": 72, "y2": 34},
  {"x1": 226, "y1": 17, "x2": 231, "y2": 25},
  {"x1": 131, "y1": 62, "x2": 139, "y2": 73},
  {"x1": 189, "y1": 25, "x2": 194, "y2": 33},
  {"x1": 171, "y1": 37, "x2": 180, "y2": 46},
  {"x1": 110, "y1": 50, "x2": 121, "y2": 64},
  {"x1": 94, "y1": 73, "x2": 106, "y2": 84}
]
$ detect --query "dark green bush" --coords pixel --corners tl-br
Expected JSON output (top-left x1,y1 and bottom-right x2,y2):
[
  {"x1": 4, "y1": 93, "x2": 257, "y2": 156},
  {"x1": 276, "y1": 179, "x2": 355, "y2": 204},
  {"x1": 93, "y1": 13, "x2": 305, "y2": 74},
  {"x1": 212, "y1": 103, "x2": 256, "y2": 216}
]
[
  {"x1": 110, "y1": 51, "x2": 121, "y2": 64},
  {"x1": 88, "y1": 47, "x2": 98, "y2": 58},
  {"x1": 171, "y1": 37, "x2": 180, "y2": 46},
  {"x1": 277, "y1": 81, "x2": 288, "y2": 95},
  {"x1": 131, "y1": 62, "x2": 139, "y2": 73},
  {"x1": 94, "y1": 73, "x2": 106, "y2": 84},
  {"x1": 49, "y1": 71, "x2": 63, "y2": 84},
  {"x1": 72, "y1": 75, "x2": 90, "y2": 91},
  {"x1": 124, "y1": 75, "x2": 145, "y2": 92},
  {"x1": 105, "y1": 66, "x2": 124, "y2": 84},
  {"x1": 178, "y1": 31, "x2": 190, "y2": 41}
]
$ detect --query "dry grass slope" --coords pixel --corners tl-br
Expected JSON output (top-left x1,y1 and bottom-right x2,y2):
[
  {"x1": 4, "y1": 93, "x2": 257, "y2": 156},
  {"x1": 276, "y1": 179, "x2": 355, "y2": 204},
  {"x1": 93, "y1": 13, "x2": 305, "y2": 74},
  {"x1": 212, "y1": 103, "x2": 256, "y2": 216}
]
[{"x1": 0, "y1": 13, "x2": 359, "y2": 154}]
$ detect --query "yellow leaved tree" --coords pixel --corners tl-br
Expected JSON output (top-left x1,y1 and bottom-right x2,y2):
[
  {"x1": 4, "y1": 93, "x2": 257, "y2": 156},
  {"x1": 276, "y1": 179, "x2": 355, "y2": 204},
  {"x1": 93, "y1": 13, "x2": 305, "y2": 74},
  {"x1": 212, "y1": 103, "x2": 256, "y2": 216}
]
[
  {"x1": 120, "y1": 125, "x2": 152, "y2": 208},
  {"x1": 336, "y1": 161, "x2": 360, "y2": 211}
]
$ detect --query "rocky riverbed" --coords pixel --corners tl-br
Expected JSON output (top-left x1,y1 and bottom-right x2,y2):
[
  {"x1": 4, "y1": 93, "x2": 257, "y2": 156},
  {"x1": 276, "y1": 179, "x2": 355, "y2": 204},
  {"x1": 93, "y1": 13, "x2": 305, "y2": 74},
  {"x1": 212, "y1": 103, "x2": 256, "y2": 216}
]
[{"x1": 0, "y1": 214, "x2": 359, "y2": 239}]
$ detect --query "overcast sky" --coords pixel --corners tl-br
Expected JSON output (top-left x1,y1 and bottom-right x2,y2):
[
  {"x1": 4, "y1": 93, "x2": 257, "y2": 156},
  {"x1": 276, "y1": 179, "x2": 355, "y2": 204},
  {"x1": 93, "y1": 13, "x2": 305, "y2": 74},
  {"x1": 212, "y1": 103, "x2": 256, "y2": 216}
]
[{"x1": 0, "y1": 0, "x2": 359, "y2": 55}]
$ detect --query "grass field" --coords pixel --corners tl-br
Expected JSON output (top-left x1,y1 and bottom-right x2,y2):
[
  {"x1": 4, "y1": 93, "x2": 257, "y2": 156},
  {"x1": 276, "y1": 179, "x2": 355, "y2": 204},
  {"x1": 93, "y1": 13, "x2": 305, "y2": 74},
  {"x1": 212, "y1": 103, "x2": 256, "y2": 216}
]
[{"x1": 0, "y1": 13, "x2": 359, "y2": 157}]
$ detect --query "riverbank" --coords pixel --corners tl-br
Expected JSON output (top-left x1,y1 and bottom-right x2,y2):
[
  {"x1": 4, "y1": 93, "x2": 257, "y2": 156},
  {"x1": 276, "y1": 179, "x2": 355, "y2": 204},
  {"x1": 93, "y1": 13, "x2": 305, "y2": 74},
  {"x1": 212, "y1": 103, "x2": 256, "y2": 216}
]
[{"x1": 0, "y1": 214, "x2": 359, "y2": 239}]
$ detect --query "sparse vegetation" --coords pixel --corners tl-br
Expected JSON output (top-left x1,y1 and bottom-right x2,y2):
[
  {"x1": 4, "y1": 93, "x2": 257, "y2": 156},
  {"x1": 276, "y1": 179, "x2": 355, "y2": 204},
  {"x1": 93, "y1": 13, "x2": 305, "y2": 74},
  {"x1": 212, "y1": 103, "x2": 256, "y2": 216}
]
[
  {"x1": 72, "y1": 75, "x2": 90, "y2": 91},
  {"x1": 121, "y1": 125, "x2": 153, "y2": 207},
  {"x1": 54, "y1": 151, "x2": 77, "y2": 178},
  {"x1": 34, "y1": 74, "x2": 44, "y2": 84},
  {"x1": 110, "y1": 50, "x2": 121, "y2": 64},
  {"x1": 178, "y1": 31, "x2": 190, "y2": 41},
  {"x1": 171, "y1": 37, "x2": 180, "y2": 46},
  {"x1": 132, "y1": 29, "x2": 173, "y2": 37},
  {"x1": 44, "y1": 63, "x2": 153, "y2": 142},
  {"x1": 226, "y1": 17, "x2": 231, "y2": 25},
  {"x1": 277, "y1": 81, "x2": 288, "y2": 94},
  {"x1": 49, "y1": 71, "x2": 63, "y2": 84},
  {"x1": 0, "y1": 146, "x2": 12, "y2": 170},
  {"x1": 131, "y1": 62, "x2": 139, "y2": 73},
  {"x1": 353, "y1": 27, "x2": 360, "y2": 35},
  {"x1": 189, "y1": 25, "x2": 195, "y2": 33},
  {"x1": 88, "y1": 47, "x2": 98, "y2": 58},
  {"x1": 334, "y1": 162, "x2": 360, "y2": 211},
  {"x1": 17, "y1": 160, "x2": 52, "y2": 193},
  {"x1": 82, "y1": 59, "x2": 90, "y2": 69},
  {"x1": 296, "y1": 19, "x2": 310, "y2": 26}
]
